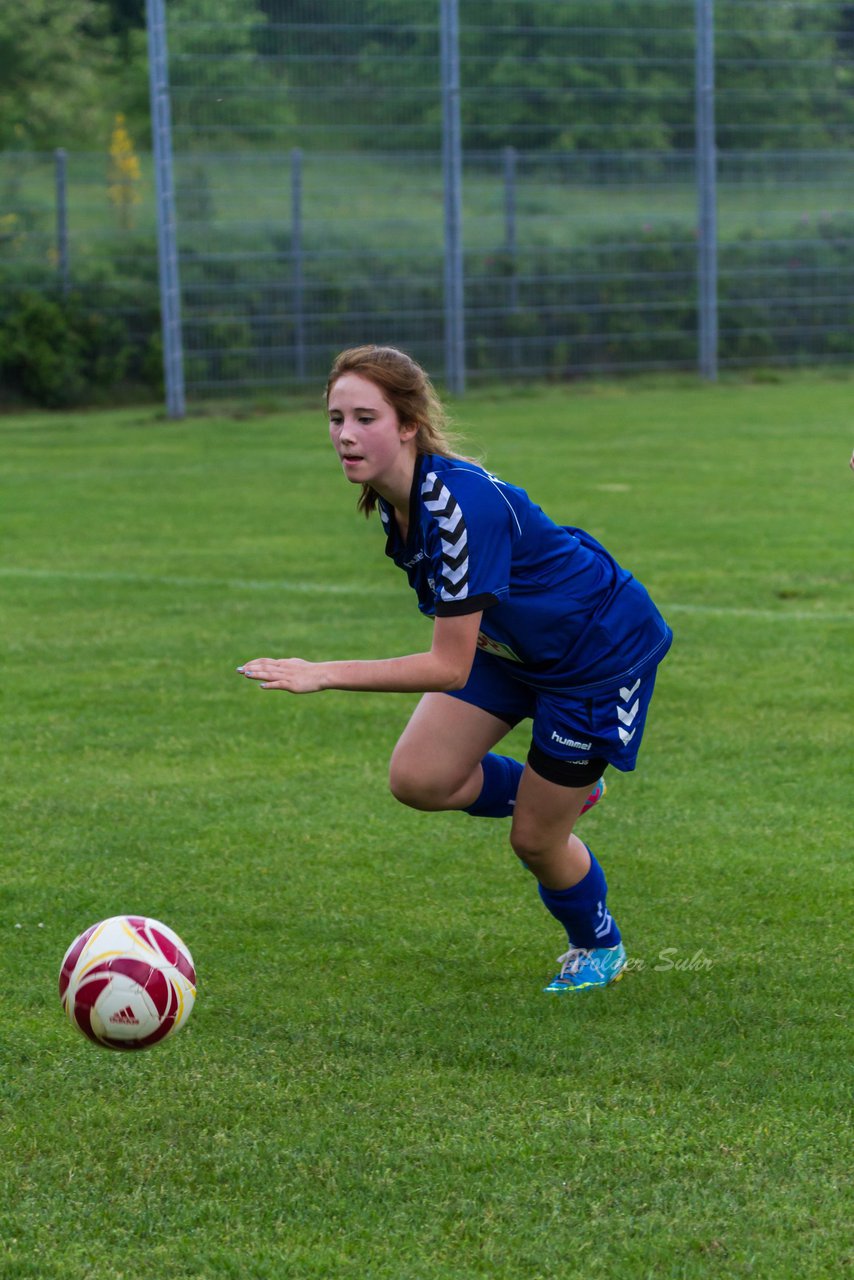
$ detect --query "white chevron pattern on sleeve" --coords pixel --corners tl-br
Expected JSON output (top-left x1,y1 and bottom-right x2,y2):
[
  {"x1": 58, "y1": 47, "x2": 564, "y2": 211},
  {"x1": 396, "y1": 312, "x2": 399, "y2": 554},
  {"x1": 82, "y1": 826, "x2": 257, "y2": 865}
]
[{"x1": 421, "y1": 471, "x2": 470, "y2": 601}]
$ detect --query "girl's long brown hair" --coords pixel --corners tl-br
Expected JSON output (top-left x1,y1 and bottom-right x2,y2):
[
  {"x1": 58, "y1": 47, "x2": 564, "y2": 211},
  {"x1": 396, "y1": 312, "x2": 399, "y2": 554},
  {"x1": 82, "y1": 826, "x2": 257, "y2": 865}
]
[{"x1": 325, "y1": 345, "x2": 467, "y2": 516}]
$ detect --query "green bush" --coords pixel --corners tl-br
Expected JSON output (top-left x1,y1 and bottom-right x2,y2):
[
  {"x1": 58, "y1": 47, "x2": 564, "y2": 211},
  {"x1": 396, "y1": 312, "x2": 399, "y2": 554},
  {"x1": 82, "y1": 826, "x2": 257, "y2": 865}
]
[
  {"x1": 0, "y1": 291, "x2": 134, "y2": 408},
  {"x1": 0, "y1": 293, "x2": 86, "y2": 407},
  {"x1": 1, "y1": 212, "x2": 851, "y2": 404}
]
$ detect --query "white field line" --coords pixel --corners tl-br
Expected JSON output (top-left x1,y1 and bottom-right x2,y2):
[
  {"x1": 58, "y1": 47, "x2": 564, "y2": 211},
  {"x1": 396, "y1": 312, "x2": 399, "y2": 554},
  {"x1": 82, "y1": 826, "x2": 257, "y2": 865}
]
[
  {"x1": 0, "y1": 565, "x2": 376, "y2": 597},
  {"x1": 1, "y1": 565, "x2": 852, "y2": 623}
]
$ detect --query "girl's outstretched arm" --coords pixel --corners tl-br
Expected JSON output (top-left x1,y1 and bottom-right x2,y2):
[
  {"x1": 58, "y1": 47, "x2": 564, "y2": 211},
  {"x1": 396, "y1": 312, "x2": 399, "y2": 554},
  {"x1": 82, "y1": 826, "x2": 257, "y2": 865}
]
[{"x1": 237, "y1": 611, "x2": 483, "y2": 695}]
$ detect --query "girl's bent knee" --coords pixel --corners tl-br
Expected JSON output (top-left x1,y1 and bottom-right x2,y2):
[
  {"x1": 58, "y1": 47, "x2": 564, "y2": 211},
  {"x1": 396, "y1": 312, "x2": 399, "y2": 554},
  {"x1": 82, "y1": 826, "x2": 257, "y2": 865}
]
[
  {"x1": 509, "y1": 821, "x2": 556, "y2": 870},
  {"x1": 388, "y1": 760, "x2": 441, "y2": 811},
  {"x1": 509, "y1": 823, "x2": 538, "y2": 864},
  {"x1": 388, "y1": 752, "x2": 472, "y2": 811}
]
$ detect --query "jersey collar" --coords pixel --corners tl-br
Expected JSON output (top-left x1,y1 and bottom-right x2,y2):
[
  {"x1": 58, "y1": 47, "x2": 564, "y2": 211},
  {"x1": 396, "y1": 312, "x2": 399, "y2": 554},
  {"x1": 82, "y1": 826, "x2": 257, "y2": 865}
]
[{"x1": 381, "y1": 453, "x2": 428, "y2": 560}]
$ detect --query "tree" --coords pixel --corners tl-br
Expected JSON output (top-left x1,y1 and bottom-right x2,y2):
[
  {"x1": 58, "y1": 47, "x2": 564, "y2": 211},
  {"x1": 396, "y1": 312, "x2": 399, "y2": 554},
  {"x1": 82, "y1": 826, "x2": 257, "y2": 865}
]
[
  {"x1": 267, "y1": 0, "x2": 854, "y2": 153},
  {"x1": 95, "y1": 0, "x2": 146, "y2": 61},
  {"x1": 167, "y1": 0, "x2": 296, "y2": 146},
  {"x1": 714, "y1": 0, "x2": 854, "y2": 149},
  {"x1": 108, "y1": 113, "x2": 142, "y2": 229},
  {"x1": 0, "y1": 0, "x2": 113, "y2": 148}
]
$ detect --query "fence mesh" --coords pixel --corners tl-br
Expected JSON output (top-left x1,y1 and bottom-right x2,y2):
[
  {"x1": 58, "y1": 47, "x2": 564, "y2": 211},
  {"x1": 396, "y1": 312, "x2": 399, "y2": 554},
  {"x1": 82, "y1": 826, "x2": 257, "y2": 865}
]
[
  {"x1": 0, "y1": 147, "x2": 160, "y2": 399},
  {"x1": 2, "y1": 0, "x2": 852, "y2": 400}
]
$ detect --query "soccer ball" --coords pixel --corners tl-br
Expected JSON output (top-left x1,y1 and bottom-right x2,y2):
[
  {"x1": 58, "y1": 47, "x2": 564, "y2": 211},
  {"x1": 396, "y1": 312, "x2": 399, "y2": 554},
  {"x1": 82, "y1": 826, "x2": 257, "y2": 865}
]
[{"x1": 59, "y1": 915, "x2": 196, "y2": 1051}]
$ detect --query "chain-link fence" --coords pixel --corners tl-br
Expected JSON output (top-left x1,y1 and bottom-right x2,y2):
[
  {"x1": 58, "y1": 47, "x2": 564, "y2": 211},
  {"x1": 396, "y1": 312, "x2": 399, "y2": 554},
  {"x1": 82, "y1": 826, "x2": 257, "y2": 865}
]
[
  {"x1": 2, "y1": 0, "x2": 853, "y2": 406},
  {"x1": 0, "y1": 148, "x2": 161, "y2": 403}
]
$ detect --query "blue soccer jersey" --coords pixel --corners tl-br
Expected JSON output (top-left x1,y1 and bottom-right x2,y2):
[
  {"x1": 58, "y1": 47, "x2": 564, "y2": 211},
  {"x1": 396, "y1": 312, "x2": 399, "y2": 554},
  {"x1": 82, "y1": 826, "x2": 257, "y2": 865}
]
[{"x1": 378, "y1": 453, "x2": 672, "y2": 694}]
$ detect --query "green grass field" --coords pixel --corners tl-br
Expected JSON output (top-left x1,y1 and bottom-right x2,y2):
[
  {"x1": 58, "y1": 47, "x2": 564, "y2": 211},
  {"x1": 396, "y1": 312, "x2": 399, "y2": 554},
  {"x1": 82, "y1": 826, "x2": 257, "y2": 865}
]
[{"x1": 1, "y1": 372, "x2": 851, "y2": 1279}]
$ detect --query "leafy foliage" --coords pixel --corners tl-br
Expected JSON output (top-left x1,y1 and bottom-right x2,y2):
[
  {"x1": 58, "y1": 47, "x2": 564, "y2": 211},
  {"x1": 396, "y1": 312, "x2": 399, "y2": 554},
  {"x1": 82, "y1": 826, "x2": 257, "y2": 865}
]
[
  {"x1": 0, "y1": 291, "x2": 135, "y2": 407},
  {"x1": 167, "y1": 0, "x2": 296, "y2": 144},
  {"x1": 2, "y1": 206, "x2": 853, "y2": 404},
  {"x1": 0, "y1": 0, "x2": 114, "y2": 149},
  {"x1": 3, "y1": 1, "x2": 854, "y2": 151}
]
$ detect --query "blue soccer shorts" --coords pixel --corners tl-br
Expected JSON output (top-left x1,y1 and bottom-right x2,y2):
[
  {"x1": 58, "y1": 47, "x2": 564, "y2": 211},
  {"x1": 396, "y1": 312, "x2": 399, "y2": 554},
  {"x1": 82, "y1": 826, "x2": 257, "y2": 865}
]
[{"x1": 448, "y1": 648, "x2": 662, "y2": 786}]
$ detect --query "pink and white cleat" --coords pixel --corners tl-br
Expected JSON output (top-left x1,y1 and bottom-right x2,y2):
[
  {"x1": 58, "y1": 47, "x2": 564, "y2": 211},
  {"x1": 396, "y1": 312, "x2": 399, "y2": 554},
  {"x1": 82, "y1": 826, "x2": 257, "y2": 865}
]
[{"x1": 580, "y1": 777, "x2": 606, "y2": 815}]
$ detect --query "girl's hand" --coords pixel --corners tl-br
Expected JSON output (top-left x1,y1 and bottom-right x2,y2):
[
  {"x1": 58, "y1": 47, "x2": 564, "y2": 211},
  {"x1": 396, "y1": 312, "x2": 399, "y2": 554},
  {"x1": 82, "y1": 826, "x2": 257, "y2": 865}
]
[{"x1": 237, "y1": 658, "x2": 326, "y2": 694}]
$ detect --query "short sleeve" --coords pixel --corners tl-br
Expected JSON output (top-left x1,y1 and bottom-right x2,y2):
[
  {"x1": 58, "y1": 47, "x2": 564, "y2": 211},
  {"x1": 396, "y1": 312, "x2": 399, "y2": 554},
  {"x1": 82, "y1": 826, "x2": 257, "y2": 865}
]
[{"x1": 421, "y1": 467, "x2": 515, "y2": 616}]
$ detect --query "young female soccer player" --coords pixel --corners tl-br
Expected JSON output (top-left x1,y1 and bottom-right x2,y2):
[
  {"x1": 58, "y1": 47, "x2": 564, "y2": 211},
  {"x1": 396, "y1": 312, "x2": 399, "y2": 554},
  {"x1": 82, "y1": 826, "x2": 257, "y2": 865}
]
[{"x1": 238, "y1": 345, "x2": 672, "y2": 994}]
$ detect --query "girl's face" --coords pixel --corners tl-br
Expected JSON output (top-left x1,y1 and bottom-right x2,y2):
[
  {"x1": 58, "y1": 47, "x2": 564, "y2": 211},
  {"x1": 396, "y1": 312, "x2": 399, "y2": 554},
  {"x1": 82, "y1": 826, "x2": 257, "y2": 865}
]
[{"x1": 328, "y1": 373, "x2": 418, "y2": 495}]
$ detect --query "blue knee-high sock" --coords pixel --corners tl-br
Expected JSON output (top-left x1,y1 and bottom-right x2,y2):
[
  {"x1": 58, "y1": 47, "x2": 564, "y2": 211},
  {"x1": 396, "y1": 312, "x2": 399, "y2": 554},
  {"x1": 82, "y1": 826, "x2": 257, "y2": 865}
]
[
  {"x1": 538, "y1": 848, "x2": 622, "y2": 949},
  {"x1": 463, "y1": 753, "x2": 524, "y2": 818}
]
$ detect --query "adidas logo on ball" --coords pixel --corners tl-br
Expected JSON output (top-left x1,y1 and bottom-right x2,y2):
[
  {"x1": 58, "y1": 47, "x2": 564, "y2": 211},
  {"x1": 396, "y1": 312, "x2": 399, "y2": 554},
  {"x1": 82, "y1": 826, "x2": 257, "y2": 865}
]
[{"x1": 109, "y1": 1006, "x2": 141, "y2": 1026}]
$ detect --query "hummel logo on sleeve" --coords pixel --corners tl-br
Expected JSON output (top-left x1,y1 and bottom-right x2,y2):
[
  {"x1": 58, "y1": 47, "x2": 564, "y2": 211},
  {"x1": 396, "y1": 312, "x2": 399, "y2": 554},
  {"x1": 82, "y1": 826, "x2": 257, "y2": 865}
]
[{"x1": 422, "y1": 472, "x2": 470, "y2": 601}]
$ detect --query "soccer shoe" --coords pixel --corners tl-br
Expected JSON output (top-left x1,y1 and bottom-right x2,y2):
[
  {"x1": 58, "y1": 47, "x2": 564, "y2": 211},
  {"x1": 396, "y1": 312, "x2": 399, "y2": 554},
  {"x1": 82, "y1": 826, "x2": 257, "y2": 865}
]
[
  {"x1": 579, "y1": 777, "x2": 606, "y2": 815},
  {"x1": 543, "y1": 941, "x2": 627, "y2": 994}
]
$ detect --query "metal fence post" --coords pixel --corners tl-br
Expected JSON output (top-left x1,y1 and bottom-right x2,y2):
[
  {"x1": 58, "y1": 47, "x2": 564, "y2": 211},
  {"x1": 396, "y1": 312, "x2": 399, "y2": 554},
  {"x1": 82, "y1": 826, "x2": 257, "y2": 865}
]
[
  {"x1": 54, "y1": 148, "x2": 70, "y2": 297},
  {"x1": 503, "y1": 145, "x2": 520, "y2": 370},
  {"x1": 291, "y1": 147, "x2": 306, "y2": 380},
  {"x1": 440, "y1": 0, "x2": 465, "y2": 394},
  {"x1": 695, "y1": 0, "x2": 718, "y2": 380},
  {"x1": 146, "y1": 0, "x2": 186, "y2": 417}
]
